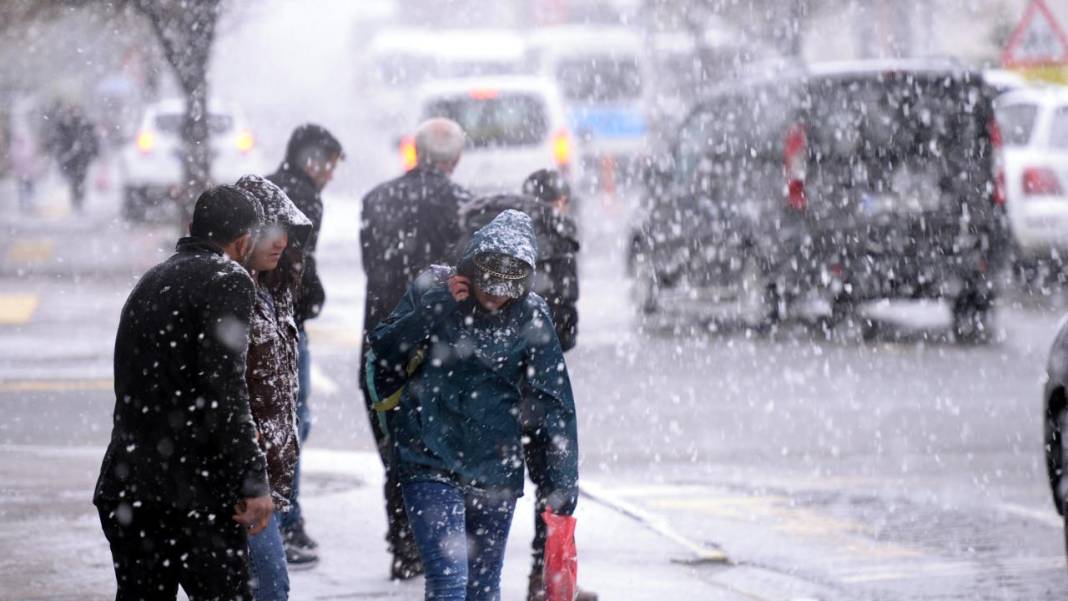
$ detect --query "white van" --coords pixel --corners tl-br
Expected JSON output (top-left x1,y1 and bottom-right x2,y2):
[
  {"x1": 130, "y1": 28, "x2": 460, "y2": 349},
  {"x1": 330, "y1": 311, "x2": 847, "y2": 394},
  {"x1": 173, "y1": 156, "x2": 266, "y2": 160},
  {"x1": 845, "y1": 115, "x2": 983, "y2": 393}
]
[{"x1": 402, "y1": 76, "x2": 574, "y2": 195}]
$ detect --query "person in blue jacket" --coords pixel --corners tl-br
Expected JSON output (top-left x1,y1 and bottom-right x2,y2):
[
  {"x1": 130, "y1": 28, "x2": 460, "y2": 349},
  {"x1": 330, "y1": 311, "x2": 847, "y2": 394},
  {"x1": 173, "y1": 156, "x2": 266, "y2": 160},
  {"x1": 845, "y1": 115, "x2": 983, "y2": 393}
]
[{"x1": 368, "y1": 209, "x2": 579, "y2": 601}]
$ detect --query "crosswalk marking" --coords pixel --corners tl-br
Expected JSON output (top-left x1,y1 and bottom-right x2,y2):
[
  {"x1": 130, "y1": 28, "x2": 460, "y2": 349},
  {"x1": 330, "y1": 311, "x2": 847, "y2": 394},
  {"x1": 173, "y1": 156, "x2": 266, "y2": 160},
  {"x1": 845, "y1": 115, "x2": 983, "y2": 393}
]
[
  {"x1": 0, "y1": 294, "x2": 40, "y2": 325},
  {"x1": 5, "y1": 239, "x2": 54, "y2": 264},
  {"x1": 0, "y1": 378, "x2": 112, "y2": 392}
]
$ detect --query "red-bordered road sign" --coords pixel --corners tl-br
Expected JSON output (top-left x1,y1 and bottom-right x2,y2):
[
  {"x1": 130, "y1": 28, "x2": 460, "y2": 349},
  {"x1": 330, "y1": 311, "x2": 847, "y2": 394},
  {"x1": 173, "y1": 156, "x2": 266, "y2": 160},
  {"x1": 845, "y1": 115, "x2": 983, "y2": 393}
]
[{"x1": 1002, "y1": 0, "x2": 1068, "y2": 68}]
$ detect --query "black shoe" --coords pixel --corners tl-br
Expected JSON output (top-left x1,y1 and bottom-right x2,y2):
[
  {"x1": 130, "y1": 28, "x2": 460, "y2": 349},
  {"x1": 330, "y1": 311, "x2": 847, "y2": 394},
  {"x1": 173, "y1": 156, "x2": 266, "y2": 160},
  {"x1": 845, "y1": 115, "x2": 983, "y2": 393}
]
[
  {"x1": 390, "y1": 554, "x2": 424, "y2": 581},
  {"x1": 284, "y1": 542, "x2": 319, "y2": 571},
  {"x1": 283, "y1": 521, "x2": 319, "y2": 551}
]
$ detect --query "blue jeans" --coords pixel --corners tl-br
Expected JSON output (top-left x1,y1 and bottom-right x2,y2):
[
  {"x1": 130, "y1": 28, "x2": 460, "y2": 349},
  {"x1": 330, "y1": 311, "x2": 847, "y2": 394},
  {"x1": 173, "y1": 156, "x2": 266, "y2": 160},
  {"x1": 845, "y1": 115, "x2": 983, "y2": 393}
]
[
  {"x1": 248, "y1": 513, "x2": 289, "y2": 601},
  {"x1": 281, "y1": 332, "x2": 312, "y2": 532},
  {"x1": 401, "y1": 481, "x2": 516, "y2": 601}
]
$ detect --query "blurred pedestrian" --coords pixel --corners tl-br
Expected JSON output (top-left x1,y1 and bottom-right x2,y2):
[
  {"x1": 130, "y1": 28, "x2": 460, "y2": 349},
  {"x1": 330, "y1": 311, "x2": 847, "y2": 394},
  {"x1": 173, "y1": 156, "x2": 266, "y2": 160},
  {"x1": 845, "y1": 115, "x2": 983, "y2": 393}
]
[
  {"x1": 8, "y1": 122, "x2": 40, "y2": 213},
  {"x1": 457, "y1": 169, "x2": 591, "y2": 600},
  {"x1": 267, "y1": 124, "x2": 343, "y2": 565},
  {"x1": 94, "y1": 185, "x2": 272, "y2": 600},
  {"x1": 47, "y1": 104, "x2": 99, "y2": 211},
  {"x1": 368, "y1": 209, "x2": 580, "y2": 601},
  {"x1": 359, "y1": 117, "x2": 471, "y2": 579},
  {"x1": 236, "y1": 175, "x2": 317, "y2": 599}
]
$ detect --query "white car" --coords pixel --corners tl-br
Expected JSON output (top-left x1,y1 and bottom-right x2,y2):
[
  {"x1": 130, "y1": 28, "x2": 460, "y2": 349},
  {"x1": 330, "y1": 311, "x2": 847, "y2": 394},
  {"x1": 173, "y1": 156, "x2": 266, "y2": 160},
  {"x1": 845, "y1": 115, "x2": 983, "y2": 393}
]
[
  {"x1": 401, "y1": 76, "x2": 575, "y2": 195},
  {"x1": 117, "y1": 98, "x2": 265, "y2": 220},
  {"x1": 357, "y1": 28, "x2": 529, "y2": 137},
  {"x1": 995, "y1": 88, "x2": 1068, "y2": 261}
]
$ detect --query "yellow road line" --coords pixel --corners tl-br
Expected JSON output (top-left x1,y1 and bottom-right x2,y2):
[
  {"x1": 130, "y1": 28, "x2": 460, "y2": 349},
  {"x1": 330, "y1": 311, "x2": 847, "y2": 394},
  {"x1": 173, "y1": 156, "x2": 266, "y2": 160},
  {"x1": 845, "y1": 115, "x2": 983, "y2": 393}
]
[
  {"x1": 5, "y1": 239, "x2": 55, "y2": 264},
  {"x1": 0, "y1": 294, "x2": 40, "y2": 325},
  {"x1": 0, "y1": 378, "x2": 112, "y2": 392}
]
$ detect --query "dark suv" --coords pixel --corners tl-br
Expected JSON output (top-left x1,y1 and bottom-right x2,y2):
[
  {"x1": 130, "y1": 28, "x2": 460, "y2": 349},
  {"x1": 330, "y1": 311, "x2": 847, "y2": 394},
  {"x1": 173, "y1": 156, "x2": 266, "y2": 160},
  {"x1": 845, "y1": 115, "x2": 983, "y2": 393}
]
[{"x1": 629, "y1": 60, "x2": 1009, "y2": 340}]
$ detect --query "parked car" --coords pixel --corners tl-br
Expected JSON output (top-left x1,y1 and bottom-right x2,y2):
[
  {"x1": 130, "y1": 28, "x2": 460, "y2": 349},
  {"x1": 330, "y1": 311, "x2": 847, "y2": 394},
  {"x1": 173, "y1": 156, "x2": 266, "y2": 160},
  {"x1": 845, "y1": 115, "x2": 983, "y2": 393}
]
[
  {"x1": 628, "y1": 60, "x2": 1009, "y2": 341},
  {"x1": 1044, "y1": 315, "x2": 1068, "y2": 525},
  {"x1": 400, "y1": 76, "x2": 574, "y2": 195},
  {"x1": 117, "y1": 98, "x2": 265, "y2": 221},
  {"x1": 995, "y1": 87, "x2": 1068, "y2": 279}
]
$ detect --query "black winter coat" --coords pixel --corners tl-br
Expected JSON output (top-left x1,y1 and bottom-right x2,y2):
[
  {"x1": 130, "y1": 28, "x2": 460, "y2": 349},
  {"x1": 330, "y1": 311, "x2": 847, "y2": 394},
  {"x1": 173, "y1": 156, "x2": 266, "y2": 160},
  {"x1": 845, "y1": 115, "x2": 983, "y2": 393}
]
[
  {"x1": 458, "y1": 194, "x2": 581, "y2": 351},
  {"x1": 94, "y1": 238, "x2": 269, "y2": 512},
  {"x1": 358, "y1": 165, "x2": 471, "y2": 371},
  {"x1": 268, "y1": 165, "x2": 324, "y2": 327}
]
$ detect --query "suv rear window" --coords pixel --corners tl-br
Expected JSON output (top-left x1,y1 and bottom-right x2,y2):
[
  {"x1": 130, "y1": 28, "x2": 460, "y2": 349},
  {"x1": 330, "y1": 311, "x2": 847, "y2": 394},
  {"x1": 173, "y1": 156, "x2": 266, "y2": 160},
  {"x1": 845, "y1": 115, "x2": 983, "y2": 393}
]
[
  {"x1": 424, "y1": 93, "x2": 549, "y2": 148},
  {"x1": 154, "y1": 113, "x2": 234, "y2": 135},
  {"x1": 555, "y1": 57, "x2": 642, "y2": 102},
  {"x1": 1051, "y1": 107, "x2": 1068, "y2": 150},
  {"x1": 996, "y1": 103, "x2": 1038, "y2": 146}
]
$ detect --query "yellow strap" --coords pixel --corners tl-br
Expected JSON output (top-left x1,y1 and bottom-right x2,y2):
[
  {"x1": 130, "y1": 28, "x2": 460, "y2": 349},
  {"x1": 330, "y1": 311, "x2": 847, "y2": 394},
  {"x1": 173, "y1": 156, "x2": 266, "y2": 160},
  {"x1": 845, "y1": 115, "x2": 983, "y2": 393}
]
[{"x1": 372, "y1": 348, "x2": 426, "y2": 413}]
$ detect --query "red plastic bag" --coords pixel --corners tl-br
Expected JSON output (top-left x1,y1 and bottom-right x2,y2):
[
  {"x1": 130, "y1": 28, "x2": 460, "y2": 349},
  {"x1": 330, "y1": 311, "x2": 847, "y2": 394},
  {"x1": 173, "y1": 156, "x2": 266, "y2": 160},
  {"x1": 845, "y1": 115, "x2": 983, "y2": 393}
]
[{"x1": 542, "y1": 510, "x2": 578, "y2": 601}]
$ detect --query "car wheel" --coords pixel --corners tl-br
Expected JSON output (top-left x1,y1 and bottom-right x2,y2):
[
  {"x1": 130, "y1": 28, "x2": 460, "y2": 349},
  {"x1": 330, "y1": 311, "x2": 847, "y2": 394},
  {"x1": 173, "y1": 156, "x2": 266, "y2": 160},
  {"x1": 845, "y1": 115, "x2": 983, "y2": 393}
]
[
  {"x1": 632, "y1": 252, "x2": 659, "y2": 315},
  {"x1": 122, "y1": 187, "x2": 147, "y2": 222},
  {"x1": 738, "y1": 256, "x2": 781, "y2": 331},
  {"x1": 828, "y1": 294, "x2": 876, "y2": 342},
  {"x1": 952, "y1": 290, "x2": 992, "y2": 344}
]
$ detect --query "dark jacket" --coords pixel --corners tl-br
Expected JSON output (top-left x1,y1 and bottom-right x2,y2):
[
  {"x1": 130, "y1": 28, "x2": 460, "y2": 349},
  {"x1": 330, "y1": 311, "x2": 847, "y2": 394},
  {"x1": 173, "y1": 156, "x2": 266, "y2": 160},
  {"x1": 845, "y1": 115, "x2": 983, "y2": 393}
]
[
  {"x1": 240, "y1": 175, "x2": 313, "y2": 511},
  {"x1": 369, "y1": 211, "x2": 579, "y2": 504},
  {"x1": 268, "y1": 165, "x2": 324, "y2": 326},
  {"x1": 359, "y1": 165, "x2": 471, "y2": 397},
  {"x1": 458, "y1": 194, "x2": 581, "y2": 351},
  {"x1": 94, "y1": 238, "x2": 269, "y2": 512},
  {"x1": 49, "y1": 108, "x2": 99, "y2": 176}
]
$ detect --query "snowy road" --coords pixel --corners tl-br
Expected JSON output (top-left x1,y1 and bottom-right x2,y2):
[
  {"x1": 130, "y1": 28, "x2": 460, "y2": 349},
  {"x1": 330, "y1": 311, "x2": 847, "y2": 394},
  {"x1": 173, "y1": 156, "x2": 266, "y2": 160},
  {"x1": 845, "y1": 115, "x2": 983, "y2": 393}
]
[{"x1": 2, "y1": 180, "x2": 1067, "y2": 600}]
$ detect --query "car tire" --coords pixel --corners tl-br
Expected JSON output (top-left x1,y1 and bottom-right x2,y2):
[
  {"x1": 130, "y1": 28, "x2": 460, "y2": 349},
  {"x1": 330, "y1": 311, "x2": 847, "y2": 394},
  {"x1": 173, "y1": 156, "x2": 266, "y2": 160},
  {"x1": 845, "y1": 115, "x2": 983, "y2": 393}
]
[
  {"x1": 632, "y1": 252, "x2": 659, "y2": 315},
  {"x1": 952, "y1": 290, "x2": 992, "y2": 344},
  {"x1": 828, "y1": 295, "x2": 876, "y2": 342},
  {"x1": 738, "y1": 256, "x2": 782, "y2": 332},
  {"x1": 122, "y1": 186, "x2": 147, "y2": 223}
]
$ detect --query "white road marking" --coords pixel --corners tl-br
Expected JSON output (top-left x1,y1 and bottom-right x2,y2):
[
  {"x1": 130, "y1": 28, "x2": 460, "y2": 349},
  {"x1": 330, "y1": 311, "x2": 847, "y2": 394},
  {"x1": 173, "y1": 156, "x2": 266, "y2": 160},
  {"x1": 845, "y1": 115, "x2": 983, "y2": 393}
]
[{"x1": 996, "y1": 501, "x2": 1064, "y2": 529}]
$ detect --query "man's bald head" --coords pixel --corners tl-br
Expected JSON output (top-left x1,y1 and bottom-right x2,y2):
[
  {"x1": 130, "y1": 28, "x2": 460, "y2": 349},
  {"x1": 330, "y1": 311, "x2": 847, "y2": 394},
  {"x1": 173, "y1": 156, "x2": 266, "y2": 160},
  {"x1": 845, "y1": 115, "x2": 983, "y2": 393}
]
[{"x1": 415, "y1": 118, "x2": 465, "y2": 174}]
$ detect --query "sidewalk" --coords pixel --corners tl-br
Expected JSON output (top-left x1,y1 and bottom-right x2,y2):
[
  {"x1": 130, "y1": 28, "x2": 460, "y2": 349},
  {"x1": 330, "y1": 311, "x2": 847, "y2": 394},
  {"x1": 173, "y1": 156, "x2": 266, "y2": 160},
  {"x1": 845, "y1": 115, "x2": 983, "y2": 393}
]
[{"x1": 0, "y1": 445, "x2": 752, "y2": 601}]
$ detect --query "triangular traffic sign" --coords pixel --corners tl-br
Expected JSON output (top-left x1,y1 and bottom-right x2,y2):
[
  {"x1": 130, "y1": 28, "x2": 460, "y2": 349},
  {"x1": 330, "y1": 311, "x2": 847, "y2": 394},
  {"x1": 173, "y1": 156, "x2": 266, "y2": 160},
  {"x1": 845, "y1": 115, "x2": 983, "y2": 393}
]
[{"x1": 1002, "y1": 0, "x2": 1068, "y2": 68}]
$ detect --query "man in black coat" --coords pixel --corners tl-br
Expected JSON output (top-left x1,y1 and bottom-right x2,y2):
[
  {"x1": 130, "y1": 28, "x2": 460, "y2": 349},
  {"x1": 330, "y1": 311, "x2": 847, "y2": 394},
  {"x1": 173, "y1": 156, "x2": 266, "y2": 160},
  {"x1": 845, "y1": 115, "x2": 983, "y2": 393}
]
[
  {"x1": 94, "y1": 185, "x2": 273, "y2": 600},
  {"x1": 359, "y1": 117, "x2": 471, "y2": 579},
  {"x1": 267, "y1": 123, "x2": 343, "y2": 561}
]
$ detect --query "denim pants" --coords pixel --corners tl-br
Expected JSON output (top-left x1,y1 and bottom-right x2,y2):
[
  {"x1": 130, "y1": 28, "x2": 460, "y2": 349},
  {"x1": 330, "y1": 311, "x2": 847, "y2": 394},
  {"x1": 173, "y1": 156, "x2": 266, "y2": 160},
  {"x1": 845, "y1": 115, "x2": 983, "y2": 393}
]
[
  {"x1": 281, "y1": 332, "x2": 312, "y2": 532},
  {"x1": 248, "y1": 513, "x2": 289, "y2": 601},
  {"x1": 401, "y1": 481, "x2": 516, "y2": 601}
]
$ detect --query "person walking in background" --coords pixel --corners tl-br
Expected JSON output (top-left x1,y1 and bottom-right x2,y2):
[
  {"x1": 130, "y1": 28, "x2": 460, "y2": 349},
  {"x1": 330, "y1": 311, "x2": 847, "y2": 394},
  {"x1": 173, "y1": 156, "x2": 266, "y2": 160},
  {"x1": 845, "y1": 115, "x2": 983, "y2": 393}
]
[
  {"x1": 358, "y1": 117, "x2": 471, "y2": 580},
  {"x1": 235, "y1": 175, "x2": 316, "y2": 598},
  {"x1": 46, "y1": 104, "x2": 99, "y2": 212},
  {"x1": 456, "y1": 169, "x2": 592, "y2": 600},
  {"x1": 267, "y1": 124, "x2": 343, "y2": 566},
  {"x1": 368, "y1": 209, "x2": 580, "y2": 601},
  {"x1": 93, "y1": 185, "x2": 272, "y2": 600}
]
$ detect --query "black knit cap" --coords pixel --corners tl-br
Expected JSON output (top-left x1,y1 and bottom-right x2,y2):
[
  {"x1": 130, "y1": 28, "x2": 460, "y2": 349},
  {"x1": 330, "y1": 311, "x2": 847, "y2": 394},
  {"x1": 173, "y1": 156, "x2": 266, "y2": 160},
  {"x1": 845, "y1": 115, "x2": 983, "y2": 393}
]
[
  {"x1": 284, "y1": 123, "x2": 344, "y2": 164},
  {"x1": 189, "y1": 184, "x2": 264, "y2": 244},
  {"x1": 521, "y1": 168, "x2": 570, "y2": 203},
  {"x1": 472, "y1": 252, "x2": 532, "y2": 299}
]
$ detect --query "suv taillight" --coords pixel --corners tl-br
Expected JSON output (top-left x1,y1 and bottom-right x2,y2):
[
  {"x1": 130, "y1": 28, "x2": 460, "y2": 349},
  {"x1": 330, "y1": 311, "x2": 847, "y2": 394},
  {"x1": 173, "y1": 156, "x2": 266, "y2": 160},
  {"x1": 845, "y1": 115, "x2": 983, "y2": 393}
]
[
  {"x1": 235, "y1": 130, "x2": 255, "y2": 154},
  {"x1": 783, "y1": 123, "x2": 807, "y2": 210},
  {"x1": 136, "y1": 130, "x2": 155, "y2": 154},
  {"x1": 1023, "y1": 167, "x2": 1064, "y2": 196},
  {"x1": 552, "y1": 129, "x2": 571, "y2": 167},
  {"x1": 988, "y1": 117, "x2": 1007, "y2": 205},
  {"x1": 400, "y1": 136, "x2": 417, "y2": 172}
]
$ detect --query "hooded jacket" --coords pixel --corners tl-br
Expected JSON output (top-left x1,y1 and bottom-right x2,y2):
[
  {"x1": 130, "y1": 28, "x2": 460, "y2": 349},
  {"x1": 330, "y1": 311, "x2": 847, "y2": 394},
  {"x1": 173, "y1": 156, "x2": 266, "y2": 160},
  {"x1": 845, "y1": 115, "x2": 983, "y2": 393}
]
[
  {"x1": 236, "y1": 175, "x2": 312, "y2": 511},
  {"x1": 94, "y1": 238, "x2": 268, "y2": 512},
  {"x1": 267, "y1": 164, "x2": 324, "y2": 326},
  {"x1": 458, "y1": 194, "x2": 581, "y2": 351},
  {"x1": 369, "y1": 210, "x2": 579, "y2": 504}
]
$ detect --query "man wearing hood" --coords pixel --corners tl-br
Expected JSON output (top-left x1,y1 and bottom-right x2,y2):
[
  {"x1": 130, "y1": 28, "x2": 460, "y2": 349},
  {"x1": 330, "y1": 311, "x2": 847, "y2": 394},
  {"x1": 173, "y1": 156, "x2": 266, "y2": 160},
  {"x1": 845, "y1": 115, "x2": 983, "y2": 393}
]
[
  {"x1": 359, "y1": 117, "x2": 472, "y2": 579},
  {"x1": 235, "y1": 175, "x2": 317, "y2": 596},
  {"x1": 94, "y1": 185, "x2": 272, "y2": 600},
  {"x1": 267, "y1": 124, "x2": 343, "y2": 560},
  {"x1": 368, "y1": 209, "x2": 580, "y2": 601}
]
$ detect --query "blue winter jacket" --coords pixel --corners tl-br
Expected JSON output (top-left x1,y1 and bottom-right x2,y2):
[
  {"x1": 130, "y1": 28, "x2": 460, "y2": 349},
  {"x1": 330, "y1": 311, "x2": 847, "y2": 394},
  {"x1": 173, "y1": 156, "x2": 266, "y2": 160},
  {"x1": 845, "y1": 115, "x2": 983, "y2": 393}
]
[{"x1": 369, "y1": 210, "x2": 579, "y2": 504}]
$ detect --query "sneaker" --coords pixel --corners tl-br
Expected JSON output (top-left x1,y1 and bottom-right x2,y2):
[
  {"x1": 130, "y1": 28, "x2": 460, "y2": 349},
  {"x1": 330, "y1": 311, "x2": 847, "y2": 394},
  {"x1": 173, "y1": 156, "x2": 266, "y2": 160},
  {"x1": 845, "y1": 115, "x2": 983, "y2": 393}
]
[
  {"x1": 283, "y1": 521, "x2": 318, "y2": 551},
  {"x1": 390, "y1": 554, "x2": 424, "y2": 581},
  {"x1": 284, "y1": 542, "x2": 319, "y2": 571}
]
